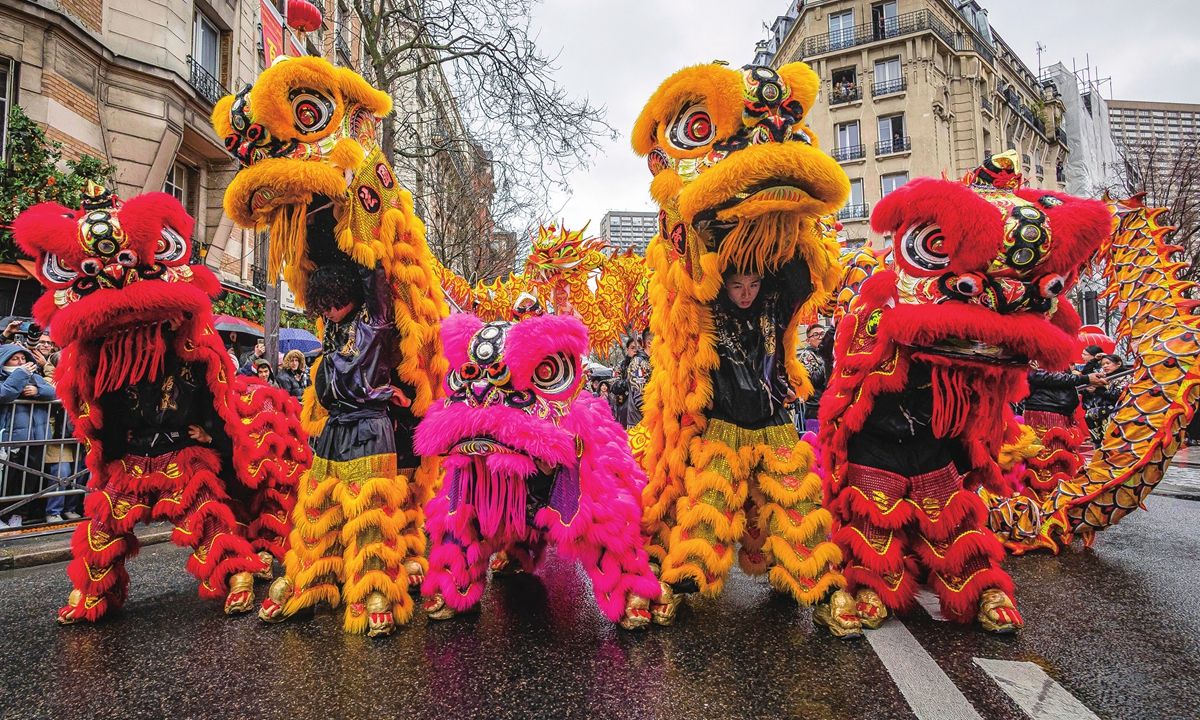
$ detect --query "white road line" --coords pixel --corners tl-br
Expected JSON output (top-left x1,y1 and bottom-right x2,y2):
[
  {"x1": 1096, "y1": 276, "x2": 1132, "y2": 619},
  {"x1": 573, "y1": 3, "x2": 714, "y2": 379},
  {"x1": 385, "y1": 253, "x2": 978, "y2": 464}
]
[
  {"x1": 974, "y1": 658, "x2": 1101, "y2": 720},
  {"x1": 866, "y1": 621, "x2": 985, "y2": 720},
  {"x1": 915, "y1": 586, "x2": 948, "y2": 621}
]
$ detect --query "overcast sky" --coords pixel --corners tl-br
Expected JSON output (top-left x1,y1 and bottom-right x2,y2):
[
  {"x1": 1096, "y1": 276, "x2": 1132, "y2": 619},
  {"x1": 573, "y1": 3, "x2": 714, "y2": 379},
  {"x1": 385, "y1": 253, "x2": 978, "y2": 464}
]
[{"x1": 529, "y1": 0, "x2": 1200, "y2": 231}]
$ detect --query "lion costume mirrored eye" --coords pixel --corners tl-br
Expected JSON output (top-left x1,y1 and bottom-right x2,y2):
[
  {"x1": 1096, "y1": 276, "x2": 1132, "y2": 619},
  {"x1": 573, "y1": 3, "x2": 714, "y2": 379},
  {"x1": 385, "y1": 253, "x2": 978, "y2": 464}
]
[
  {"x1": 899, "y1": 222, "x2": 951, "y2": 273},
  {"x1": 530, "y1": 352, "x2": 576, "y2": 398},
  {"x1": 289, "y1": 88, "x2": 335, "y2": 134},
  {"x1": 668, "y1": 103, "x2": 715, "y2": 150},
  {"x1": 156, "y1": 226, "x2": 190, "y2": 263},
  {"x1": 42, "y1": 254, "x2": 78, "y2": 285}
]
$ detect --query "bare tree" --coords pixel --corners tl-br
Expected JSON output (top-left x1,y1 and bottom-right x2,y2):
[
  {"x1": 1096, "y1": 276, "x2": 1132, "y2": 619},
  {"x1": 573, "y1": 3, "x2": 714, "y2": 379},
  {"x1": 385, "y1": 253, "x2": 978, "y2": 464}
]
[
  {"x1": 353, "y1": 0, "x2": 613, "y2": 271},
  {"x1": 1107, "y1": 133, "x2": 1200, "y2": 281}
]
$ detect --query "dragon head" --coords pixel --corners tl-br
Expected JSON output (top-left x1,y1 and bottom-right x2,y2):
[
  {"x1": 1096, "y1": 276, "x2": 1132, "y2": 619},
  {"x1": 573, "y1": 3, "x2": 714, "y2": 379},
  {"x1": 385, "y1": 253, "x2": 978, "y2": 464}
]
[
  {"x1": 13, "y1": 184, "x2": 219, "y2": 348},
  {"x1": 632, "y1": 62, "x2": 848, "y2": 286},
  {"x1": 869, "y1": 151, "x2": 1112, "y2": 368},
  {"x1": 212, "y1": 55, "x2": 405, "y2": 305},
  {"x1": 523, "y1": 223, "x2": 607, "y2": 284}
]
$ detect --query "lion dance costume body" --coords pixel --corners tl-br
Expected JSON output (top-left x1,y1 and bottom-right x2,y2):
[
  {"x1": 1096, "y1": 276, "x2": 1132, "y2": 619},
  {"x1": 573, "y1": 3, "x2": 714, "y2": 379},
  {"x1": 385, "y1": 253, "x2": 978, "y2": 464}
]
[
  {"x1": 13, "y1": 185, "x2": 308, "y2": 623},
  {"x1": 213, "y1": 56, "x2": 447, "y2": 635},
  {"x1": 414, "y1": 312, "x2": 661, "y2": 628},
  {"x1": 631, "y1": 62, "x2": 851, "y2": 628},
  {"x1": 819, "y1": 152, "x2": 1110, "y2": 634}
]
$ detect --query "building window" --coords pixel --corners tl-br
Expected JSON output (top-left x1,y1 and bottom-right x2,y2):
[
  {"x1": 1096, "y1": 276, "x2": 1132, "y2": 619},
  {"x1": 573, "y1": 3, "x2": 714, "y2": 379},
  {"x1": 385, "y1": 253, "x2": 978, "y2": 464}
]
[
  {"x1": 163, "y1": 162, "x2": 187, "y2": 203},
  {"x1": 193, "y1": 12, "x2": 220, "y2": 78},
  {"x1": 833, "y1": 121, "x2": 864, "y2": 162},
  {"x1": 871, "y1": 1, "x2": 898, "y2": 40},
  {"x1": 828, "y1": 10, "x2": 855, "y2": 50},
  {"x1": 830, "y1": 67, "x2": 860, "y2": 105},
  {"x1": 188, "y1": 11, "x2": 226, "y2": 104},
  {"x1": 881, "y1": 172, "x2": 908, "y2": 197},
  {"x1": 335, "y1": 0, "x2": 353, "y2": 64},
  {"x1": 876, "y1": 114, "x2": 908, "y2": 155},
  {"x1": 0, "y1": 57, "x2": 14, "y2": 164},
  {"x1": 872, "y1": 57, "x2": 905, "y2": 96},
  {"x1": 838, "y1": 179, "x2": 868, "y2": 221}
]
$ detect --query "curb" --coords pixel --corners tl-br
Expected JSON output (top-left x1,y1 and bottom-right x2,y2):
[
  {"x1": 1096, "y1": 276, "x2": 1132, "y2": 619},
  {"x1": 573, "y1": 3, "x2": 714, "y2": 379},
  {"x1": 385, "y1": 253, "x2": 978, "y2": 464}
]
[{"x1": 0, "y1": 524, "x2": 174, "y2": 571}]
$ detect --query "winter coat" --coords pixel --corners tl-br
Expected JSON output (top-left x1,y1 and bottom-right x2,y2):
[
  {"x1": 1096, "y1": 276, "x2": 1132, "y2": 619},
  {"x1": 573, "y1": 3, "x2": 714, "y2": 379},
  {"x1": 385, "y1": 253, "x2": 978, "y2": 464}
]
[
  {"x1": 1025, "y1": 369, "x2": 1089, "y2": 416},
  {"x1": 0, "y1": 344, "x2": 57, "y2": 442}
]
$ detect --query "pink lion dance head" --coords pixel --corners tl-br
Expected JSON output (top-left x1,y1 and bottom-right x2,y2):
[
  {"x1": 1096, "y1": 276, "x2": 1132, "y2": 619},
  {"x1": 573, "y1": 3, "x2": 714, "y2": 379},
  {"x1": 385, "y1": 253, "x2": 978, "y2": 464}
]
[{"x1": 415, "y1": 312, "x2": 660, "y2": 627}]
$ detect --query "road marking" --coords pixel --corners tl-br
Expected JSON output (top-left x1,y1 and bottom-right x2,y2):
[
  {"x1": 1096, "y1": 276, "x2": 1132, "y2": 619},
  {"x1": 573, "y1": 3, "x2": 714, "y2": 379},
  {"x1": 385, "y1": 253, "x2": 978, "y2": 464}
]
[
  {"x1": 974, "y1": 658, "x2": 1100, "y2": 720},
  {"x1": 915, "y1": 586, "x2": 947, "y2": 621},
  {"x1": 866, "y1": 621, "x2": 984, "y2": 720}
]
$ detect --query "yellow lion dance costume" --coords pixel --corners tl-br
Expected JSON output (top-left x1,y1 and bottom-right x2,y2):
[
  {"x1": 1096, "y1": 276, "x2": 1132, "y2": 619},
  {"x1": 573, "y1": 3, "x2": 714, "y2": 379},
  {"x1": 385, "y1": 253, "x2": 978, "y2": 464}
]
[
  {"x1": 212, "y1": 57, "x2": 447, "y2": 636},
  {"x1": 632, "y1": 62, "x2": 853, "y2": 631}
]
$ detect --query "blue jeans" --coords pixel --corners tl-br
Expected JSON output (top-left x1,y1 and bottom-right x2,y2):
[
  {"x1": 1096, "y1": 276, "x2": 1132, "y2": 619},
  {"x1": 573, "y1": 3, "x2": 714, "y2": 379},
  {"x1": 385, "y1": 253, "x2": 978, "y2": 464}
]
[{"x1": 44, "y1": 461, "x2": 80, "y2": 516}]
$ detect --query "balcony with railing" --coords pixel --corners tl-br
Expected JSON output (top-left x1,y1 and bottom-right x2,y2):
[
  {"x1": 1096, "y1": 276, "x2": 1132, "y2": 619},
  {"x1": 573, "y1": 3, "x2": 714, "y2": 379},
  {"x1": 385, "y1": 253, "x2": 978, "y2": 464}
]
[
  {"x1": 876, "y1": 136, "x2": 911, "y2": 156},
  {"x1": 872, "y1": 77, "x2": 907, "y2": 97},
  {"x1": 831, "y1": 144, "x2": 866, "y2": 162},
  {"x1": 186, "y1": 55, "x2": 228, "y2": 106},
  {"x1": 830, "y1": 84, "x2": 862, "y2": 106},
  {"x1": 799, "y1": 10, "x2": 994, "y2": 65},
  {"x1": 980, "y1": 96, "x2": 993, "y2": 114},
  {"x1": 1036, "y1": 164, "x2": 1045, "y2": 178},
  {"x1": 838, "y1": 203, "x2": 870, "y2": 221}
]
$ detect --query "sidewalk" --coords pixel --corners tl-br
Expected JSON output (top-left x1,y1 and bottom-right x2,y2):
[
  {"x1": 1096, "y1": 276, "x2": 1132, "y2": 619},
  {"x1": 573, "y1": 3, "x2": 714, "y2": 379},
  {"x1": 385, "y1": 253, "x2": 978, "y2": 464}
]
[{"x1": 0, "y1": 521, "x2": 173, "y2": 571}]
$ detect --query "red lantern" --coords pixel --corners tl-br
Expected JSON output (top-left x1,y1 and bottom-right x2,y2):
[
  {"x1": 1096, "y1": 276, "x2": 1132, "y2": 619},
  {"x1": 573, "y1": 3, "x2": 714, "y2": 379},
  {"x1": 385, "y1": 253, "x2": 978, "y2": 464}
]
[{"x1": 287, "y1": 0, "x2": 323, "y2": 33}]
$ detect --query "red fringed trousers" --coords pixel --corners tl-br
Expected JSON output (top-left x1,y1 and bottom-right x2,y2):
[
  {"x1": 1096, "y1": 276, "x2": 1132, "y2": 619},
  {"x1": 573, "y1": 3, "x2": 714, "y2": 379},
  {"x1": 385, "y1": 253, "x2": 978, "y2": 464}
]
[
  {"x1": 831, "y1": 462, "x2": 1013, "y2": 623},
  {"x1": 61, "y1": 446, "x2": 278, "y2": 621}
]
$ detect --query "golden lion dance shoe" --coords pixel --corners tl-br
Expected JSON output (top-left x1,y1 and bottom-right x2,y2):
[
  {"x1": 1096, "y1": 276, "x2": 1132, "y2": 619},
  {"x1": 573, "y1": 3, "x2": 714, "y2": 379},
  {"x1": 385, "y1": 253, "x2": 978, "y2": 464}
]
[
  {"x1": 405, "y1": 559, "x2": 425, "y2": 593},
  {"x1": 854, "y1": 589, "x2": 888, "y2": 630},
  {"x1": 259, "y1": 576, "x2": 294, "y2": 623},
  {"x1": 620, "y1": 595, "x2": 652, "y2": 631},
  {"x1": 364, "y1": 591, "x2": 395, "y2": 637},
  {"x1": 813, "y1": 590, "x2": 864, "y2": 640},
  {"x1": 254, "y1": 550, "x2": 275, "y2": 580},
  {"x1": 489, "y1": 551, "x2": 524, "y2": 577},
  {"x1": 423, "y1": 593, "x2": 457, "y2": 621},
  {"x1": 650, "y1": 581, "x2": 684, "y2": 626},
  {"x1": 224, "y1": 572, "x2": 256, "y2": 615},
  {"x1": 977, "y1": 588, "x2": 1024, "y2": 634}
]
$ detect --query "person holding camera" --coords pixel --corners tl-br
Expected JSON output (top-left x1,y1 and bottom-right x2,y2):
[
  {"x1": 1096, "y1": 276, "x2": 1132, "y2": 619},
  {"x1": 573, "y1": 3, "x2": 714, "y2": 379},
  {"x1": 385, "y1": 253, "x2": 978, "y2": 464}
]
[{"x1": 0, "y1": 343, "x2": 57, "y2": 526}]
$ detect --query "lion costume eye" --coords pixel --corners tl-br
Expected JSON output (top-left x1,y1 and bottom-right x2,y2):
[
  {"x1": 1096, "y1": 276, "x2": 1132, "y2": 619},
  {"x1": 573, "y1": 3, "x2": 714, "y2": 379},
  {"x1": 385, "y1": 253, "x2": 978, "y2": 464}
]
[
  {"x1": 289, "y1": 88, "x2": 335, "y2": 134},
  {"x1": 667, "y1": 104, "x2": 715, "y2": 150},
  {"x1": 42, "y1": 254, "x2": 78, "y2": 284},
  {"x1": 156, "y1": 226, "x2": 189, "y2": 263},
  {"x1": 900, "y1": 222, "x2": 951, "y2": 273},
  {"x1": 531, "y1": 352, "x2": 576, "y2": 395}
]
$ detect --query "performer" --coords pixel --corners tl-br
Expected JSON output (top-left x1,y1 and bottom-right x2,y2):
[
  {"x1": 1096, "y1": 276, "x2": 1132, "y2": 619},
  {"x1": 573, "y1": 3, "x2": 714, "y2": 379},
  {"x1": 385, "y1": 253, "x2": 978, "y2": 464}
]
[
  {"x1": 819, "y1": 152, "x2": 1111, "y2": 633},
  {"x1": 630, "y1": 61, "x2": 852, "y2": 632},
  {"x1": 213, "y1": 55, "x2": 447, "y2": 636},
  {"x1": 13, "y1": 185, "x2": 307, "y2": 623},
  {"x1": 415, "y1": 311, "x2": 661, "y2": 628}
]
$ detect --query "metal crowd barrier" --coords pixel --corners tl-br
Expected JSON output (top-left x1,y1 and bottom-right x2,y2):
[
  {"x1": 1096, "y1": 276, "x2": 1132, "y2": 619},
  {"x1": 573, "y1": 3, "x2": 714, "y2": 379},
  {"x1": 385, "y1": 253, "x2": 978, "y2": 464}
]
[{"x1": 0, "y1": 399, "x2": 89, "y2": 534}]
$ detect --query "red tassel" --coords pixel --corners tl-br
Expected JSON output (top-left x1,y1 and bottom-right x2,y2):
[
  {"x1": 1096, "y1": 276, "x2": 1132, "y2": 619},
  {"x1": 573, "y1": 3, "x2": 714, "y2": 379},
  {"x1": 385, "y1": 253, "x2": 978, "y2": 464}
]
[{"x1": 930, "y1": 364, "x2": 971, "y2": 438}]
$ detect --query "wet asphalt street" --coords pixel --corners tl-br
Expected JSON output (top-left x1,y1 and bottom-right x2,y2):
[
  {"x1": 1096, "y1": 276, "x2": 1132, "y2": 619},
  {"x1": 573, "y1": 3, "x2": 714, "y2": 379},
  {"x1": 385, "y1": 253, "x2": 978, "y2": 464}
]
[{"x1": 1, "y1": 494, "x2": 1198, "y2": 720}]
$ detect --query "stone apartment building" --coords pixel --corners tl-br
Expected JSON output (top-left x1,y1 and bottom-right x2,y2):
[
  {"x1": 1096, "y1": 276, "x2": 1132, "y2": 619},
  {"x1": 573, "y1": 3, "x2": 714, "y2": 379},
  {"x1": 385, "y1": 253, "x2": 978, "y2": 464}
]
[
  {"x1": 0, "y1": 0, "x2": 363, "y2": 316},
  {"x1": 755, "y1": 0, "x2": 1069, "y2": 247}
]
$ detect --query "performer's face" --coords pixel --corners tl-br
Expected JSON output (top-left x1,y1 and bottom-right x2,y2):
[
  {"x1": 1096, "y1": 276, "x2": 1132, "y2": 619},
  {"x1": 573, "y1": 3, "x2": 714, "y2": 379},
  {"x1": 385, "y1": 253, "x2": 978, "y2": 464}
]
[
  {"x1": 323, "y1": 302, "x2": 356, "y2": 323},
  {"x1": 807, "y1": 327, "x2": 825, "y2": 348},
  {"x1": 725, "y1": 273, "x2": 762, "y2": 310}
]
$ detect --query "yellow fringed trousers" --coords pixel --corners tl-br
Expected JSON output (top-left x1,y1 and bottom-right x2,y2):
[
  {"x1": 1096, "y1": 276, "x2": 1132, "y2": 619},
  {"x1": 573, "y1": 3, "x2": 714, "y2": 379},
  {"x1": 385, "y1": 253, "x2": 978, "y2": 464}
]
[
  {"x1": 659, "y1": 419, "x2": 844, "y2": 604},
  {"x1": 277, "y1": 452, "x2": 428, "y2": 633}
]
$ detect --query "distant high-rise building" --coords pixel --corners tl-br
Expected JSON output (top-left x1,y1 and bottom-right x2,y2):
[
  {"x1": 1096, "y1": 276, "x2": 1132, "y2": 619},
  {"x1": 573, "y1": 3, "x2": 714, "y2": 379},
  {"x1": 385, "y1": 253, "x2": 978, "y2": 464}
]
[
  {"x1": 599, "y1": 211, "x2": 658, "y2": 254},
  {"x1": 1108, "y1": 100, "x2": 1200, "y2": 153}
]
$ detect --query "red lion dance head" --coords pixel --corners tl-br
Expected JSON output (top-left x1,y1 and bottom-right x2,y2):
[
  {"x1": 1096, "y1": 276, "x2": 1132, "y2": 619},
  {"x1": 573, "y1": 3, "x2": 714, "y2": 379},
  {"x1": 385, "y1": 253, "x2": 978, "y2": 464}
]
[
  {"x1": 868, "y1": 151, "x2": 1111, "y2": 370},
  {"x1": 13, "y1": 183, "x2": 221, "y2": 395}
]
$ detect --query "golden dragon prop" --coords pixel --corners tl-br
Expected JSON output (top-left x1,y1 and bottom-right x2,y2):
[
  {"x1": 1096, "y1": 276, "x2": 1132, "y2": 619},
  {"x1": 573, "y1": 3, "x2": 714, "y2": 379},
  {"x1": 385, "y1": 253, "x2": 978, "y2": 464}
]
[
  {"x1": 1054, "y1": 194, "x2": 1200, "y2": 545},
  {"x1": 435, "y1": 223, "x2": 651, "y2": 352}
]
